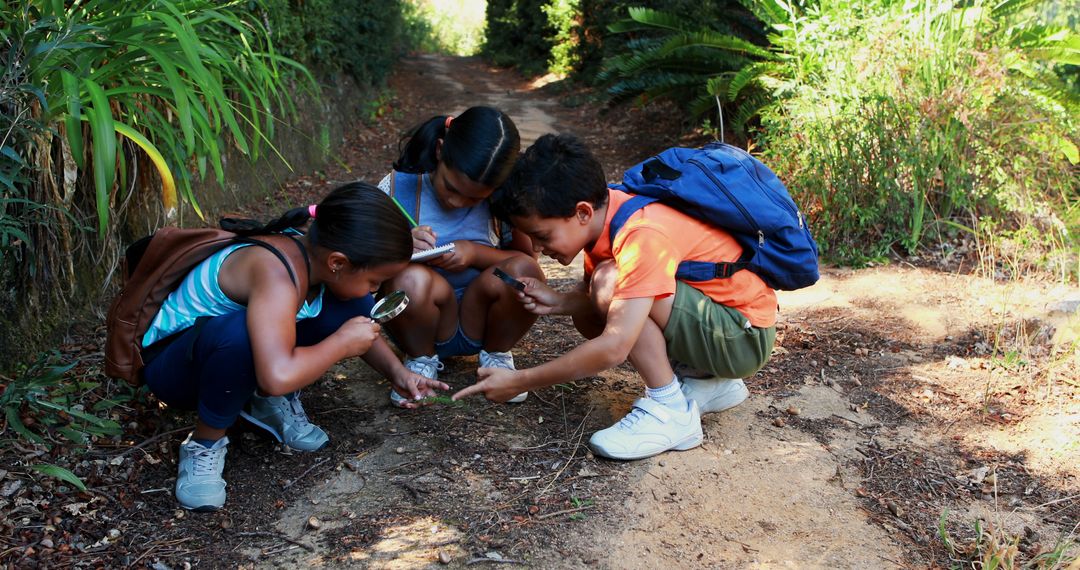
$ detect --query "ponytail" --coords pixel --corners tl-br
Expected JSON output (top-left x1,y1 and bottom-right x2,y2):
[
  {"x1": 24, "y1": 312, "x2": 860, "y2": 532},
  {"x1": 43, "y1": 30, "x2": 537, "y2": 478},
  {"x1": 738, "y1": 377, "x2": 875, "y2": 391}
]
[
  {"x1": 220, "y1": 182, "x2": 412, "y2": 269},
  {"x1": 393, "y1": 106, "x2": 520, "y2": 188}
]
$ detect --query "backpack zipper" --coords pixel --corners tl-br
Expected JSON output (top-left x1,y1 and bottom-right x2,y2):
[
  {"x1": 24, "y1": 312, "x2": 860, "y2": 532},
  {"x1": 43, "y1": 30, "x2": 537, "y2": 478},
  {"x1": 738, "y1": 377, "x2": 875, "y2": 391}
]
[
  {"x1": 720, "y1": 145, "x2": 802, "y2": 220},
  {"x1": 687, "y1": 158, "x2": 761, "y2": 243}
]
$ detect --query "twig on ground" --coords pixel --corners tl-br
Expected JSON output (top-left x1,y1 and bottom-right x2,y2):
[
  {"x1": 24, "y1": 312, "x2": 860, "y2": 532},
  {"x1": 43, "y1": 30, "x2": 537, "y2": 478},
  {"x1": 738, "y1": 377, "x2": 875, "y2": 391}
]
[
  {"x1": 385, "y1": 459, "x2": 426, "y2": 474},
  {"x1": 312, "y1": 406, "x2": 370, "y2": 416},
  {"x1": 282, "y1": 457, "x2": 330, "y2": 490},
  {"x1": 112, "y1": 425, "x2": 194, "y2": 458},
  {"x1": 234, "y1": 531, "x2": 314, "y2": 552},
  {"x1": 536, "y1": 406, "x2": 592, "y2": 498},
  {"x1": 535, "y1": 504, "x2": 595, "y2": 520},
  {"x1": 465, "y1": 557, "x2": 525, "y2": 566}
]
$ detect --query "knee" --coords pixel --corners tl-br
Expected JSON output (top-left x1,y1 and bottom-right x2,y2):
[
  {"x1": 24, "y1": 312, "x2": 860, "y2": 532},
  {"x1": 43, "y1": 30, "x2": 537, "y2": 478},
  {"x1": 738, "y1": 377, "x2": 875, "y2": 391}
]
[
  {"x1": 500, "y1": 253, "x2": 545, "y2": 280},
  {"x1": 589, "y1": 261, "x2": 617, "y2": 315},
  {"x1": 387, "y1": 265, "x2": 444, "y2": 303}
]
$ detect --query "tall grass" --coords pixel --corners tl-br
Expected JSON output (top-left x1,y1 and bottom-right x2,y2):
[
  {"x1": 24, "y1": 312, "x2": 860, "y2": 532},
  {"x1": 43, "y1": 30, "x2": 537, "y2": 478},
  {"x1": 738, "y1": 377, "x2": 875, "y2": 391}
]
[
  {"x1": 0, "y1": 0, "x2": 312, "y2": 306},
  {"x1": 756, "y1": 0, "x2": 1078, "y2": 279}
]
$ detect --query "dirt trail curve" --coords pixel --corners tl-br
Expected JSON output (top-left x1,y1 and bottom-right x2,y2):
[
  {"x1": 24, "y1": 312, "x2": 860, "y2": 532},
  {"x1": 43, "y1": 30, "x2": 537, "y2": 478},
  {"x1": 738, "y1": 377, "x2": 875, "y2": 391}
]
[{"x1": 183, "y1": 55, "x2": 1079, "y2": 569}]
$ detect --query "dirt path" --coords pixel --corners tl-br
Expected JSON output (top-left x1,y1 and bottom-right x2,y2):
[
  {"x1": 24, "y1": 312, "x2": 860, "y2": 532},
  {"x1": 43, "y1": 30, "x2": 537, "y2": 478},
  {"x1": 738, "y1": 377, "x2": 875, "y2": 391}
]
[
  {"x1": 5, "y1": 54, "x2": 1076, "y2": 570},
  {"x1": 244, "y1": 55, "x2": 1079, "y2": 568}
]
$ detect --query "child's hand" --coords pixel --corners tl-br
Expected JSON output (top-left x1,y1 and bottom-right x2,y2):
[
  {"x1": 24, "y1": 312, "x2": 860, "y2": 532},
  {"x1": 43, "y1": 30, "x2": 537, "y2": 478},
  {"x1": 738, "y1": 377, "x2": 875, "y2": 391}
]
[
  {"x1": 428, "y1": 240, "x2": 473, "y2": 272},
  {"x1": 452, "y1": 367, "x2": 523, "y2": 403},
  {"x1": 411, "y1": 225, "x2": 437, "y2": 252},
  {"x1": 516, "y1": 278, "x2": 561, "y2": 315},
  {"x1": 337, "y1": 316, "x2": 381, "y2": 357},
  {"x1": 390, "y1": 369, "x2": 449, "y2": 408}
]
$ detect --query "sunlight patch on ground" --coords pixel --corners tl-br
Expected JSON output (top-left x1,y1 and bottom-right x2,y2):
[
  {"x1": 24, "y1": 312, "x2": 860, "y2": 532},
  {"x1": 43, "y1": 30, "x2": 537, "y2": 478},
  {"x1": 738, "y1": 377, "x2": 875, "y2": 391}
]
[{"x1": 345, "y1": 516, "x2": 464, "y2": 568}]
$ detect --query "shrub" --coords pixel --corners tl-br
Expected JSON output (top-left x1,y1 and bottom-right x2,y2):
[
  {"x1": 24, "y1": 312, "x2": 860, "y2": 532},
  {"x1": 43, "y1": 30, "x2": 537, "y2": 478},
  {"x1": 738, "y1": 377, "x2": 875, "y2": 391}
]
[
  {"x1": 758, "y1": 0, "x2": 1078, "y2": 278},
  {"x1": 483, "y1": 0, "x2": 557, "y2": 75},
  {"x1": 259, "y1": 0, "x2": 406, "y2": 84}
]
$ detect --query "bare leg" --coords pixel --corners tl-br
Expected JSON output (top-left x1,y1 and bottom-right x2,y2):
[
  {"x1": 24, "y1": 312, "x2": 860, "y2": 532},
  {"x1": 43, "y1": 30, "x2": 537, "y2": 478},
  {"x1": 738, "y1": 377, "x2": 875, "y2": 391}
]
[
  {"x1": 381, "y1": 264, "x2": 457, "y2": 356},
  {"x1": 459, "y1": 254, "x2": 544, "y2": 352},
  {"x1": 193, "y1": 420, "x2": 227, "y2": 441},
  {"x1": 589, "y1": 261, "x2": 676, "y2": 388}
]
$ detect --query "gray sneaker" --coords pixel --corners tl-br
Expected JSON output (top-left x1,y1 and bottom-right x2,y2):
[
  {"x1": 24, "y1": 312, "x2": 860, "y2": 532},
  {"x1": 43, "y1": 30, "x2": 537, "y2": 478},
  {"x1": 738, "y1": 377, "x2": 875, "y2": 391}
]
[
  {"x1": 680, "y1": 377, "x2": 749, "y2": 414},
  {"x1": 391, "y1": 354, "x2": 444, "y2": 407},
  {"x1": 478, "y1": 350, "x2": 527, "y2": 403},
  {"x1": 176, "y1": 434, "x2": 228, "y2": 511},
  {"x1": 240, "y1": 392, "x2": 328, "y2": 451}
]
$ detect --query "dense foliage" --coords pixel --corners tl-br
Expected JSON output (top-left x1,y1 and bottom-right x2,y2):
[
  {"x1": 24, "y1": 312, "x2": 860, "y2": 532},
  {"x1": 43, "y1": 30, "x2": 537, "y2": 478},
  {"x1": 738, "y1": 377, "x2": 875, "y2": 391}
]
[
  {"x1": 489, "y1": 0, "x2": 1078, "y2": 280},
  {"x1": 483, "y1": 0, "x2": 558, "y2": 75},
  {"x1": 259, "y1": 0, "x2": 406, "y2": 83}
]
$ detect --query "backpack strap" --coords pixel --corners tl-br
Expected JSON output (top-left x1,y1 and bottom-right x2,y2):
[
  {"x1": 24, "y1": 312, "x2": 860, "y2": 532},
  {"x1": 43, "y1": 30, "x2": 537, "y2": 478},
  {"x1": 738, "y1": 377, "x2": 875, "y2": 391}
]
[
  {"x1": 234, "y1": 236, "x2": 309, "y2": 291},
  {"x1": 141, "y1": 235, "x2": 307, "y2": 369},
  {"x1": 608, "y1": 194, "x2": 750, "y2": 282}
]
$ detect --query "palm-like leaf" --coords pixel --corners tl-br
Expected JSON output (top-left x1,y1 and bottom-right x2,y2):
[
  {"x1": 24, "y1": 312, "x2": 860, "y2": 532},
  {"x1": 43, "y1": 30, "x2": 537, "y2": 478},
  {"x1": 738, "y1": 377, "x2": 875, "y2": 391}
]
[{"x1": 17, "y1": 0, "x2": 315, "y2": 237}]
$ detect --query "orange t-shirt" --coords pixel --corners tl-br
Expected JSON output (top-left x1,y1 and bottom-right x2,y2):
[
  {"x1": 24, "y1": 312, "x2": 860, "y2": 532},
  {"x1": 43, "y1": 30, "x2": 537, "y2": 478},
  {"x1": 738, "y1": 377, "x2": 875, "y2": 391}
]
[{"x1": 585, "y1": 188, "x2": 778, "y2": 328}]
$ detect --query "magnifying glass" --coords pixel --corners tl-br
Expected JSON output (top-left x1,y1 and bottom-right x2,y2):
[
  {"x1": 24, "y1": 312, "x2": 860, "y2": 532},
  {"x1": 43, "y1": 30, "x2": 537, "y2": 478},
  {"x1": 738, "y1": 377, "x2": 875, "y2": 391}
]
[{"x1": 370, "y1": 290, "x2": 409, "y2": 323}]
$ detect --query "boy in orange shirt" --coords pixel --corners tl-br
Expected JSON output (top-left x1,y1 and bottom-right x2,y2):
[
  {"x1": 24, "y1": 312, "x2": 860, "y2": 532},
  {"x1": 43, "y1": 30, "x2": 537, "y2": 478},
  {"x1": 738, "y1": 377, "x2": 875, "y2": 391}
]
[{"x1": 453, "y1": 134, "x2": 778, "y2": 460}]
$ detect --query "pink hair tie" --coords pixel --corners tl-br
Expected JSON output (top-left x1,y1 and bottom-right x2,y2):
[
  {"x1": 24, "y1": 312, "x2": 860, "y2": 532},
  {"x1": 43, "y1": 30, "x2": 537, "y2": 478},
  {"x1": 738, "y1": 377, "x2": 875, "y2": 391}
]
[
  {"x1": 444, "y1": 115, "x2": 453, "y2": 129},
  {"x1": 307, "y1": 204, "x2": 318, "y2": 219}
]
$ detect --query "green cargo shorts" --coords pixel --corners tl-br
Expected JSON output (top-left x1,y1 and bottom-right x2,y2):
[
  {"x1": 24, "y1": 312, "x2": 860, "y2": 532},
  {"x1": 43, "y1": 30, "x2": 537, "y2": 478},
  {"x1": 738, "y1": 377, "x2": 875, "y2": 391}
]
[{"x1": 663, "y1": 281, "x2": 776, "y2": 379}]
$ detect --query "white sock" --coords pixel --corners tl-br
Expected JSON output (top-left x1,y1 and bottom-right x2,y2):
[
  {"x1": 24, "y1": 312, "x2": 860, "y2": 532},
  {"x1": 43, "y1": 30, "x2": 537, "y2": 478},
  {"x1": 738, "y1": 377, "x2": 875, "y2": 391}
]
[{"x1": 646, "y1": 376, "x2": 687, "y2": 410}]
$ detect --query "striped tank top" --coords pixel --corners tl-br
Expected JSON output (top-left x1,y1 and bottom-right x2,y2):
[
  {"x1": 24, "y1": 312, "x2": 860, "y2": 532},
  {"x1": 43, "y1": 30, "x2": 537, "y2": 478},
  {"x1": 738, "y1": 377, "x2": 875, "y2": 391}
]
[{"x1": 142, "y1": 242, "x2": 324, "y2": 347}]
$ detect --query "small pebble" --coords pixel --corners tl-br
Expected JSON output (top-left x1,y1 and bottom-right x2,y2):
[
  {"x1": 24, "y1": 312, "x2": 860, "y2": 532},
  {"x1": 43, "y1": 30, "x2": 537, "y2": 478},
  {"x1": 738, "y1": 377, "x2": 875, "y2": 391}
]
[
  {"x1": 40, "y1": 539, "x2": 54, "y2": 549},
  {"x1": 852, "y1": 378, "x2": 862, "y2": 387},
  {"x1": 887, "y1": 502, "x2": 903, "y2": 517},
  {"x1": 658, "y1": 460, "x2": 667, "y2": 467},
  {"x1": 438, "y1": 550, "x2": 452, "y2": 564},
  {"x1": 786, "y1": 405, "x2": 801, "y2": 416},
  {"x1": 772, "y1": 418, "x2": 786, "y2": 428},
  {"x1": 307, "y1": 516, "x2": 321, "y2": 530},
  {"x1": 107, "y1": 529, "x2": 121, "y2": 539},
  {"x1": 395, "y1": 447, "x2": 405, "y2": 454}
]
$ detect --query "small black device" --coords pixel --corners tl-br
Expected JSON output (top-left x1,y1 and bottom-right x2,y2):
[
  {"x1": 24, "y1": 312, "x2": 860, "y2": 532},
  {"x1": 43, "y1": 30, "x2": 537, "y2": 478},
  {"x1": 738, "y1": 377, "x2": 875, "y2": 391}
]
[{"x1": 492, "y1": 267, "x2": 526, "y2": 291}]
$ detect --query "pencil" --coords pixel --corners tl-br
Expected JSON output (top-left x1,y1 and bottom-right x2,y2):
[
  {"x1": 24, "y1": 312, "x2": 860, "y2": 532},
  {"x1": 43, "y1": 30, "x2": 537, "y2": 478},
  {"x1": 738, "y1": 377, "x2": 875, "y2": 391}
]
[{"x1": 390, "y1": 196, "x2": 418, "y2": 228}]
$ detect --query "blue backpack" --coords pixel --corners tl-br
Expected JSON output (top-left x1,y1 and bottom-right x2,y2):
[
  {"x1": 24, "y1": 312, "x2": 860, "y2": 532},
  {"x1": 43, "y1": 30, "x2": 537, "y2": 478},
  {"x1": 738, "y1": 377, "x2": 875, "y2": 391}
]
[{"x1": 611, "y1": 142, "x2": 820, "y2": 291}]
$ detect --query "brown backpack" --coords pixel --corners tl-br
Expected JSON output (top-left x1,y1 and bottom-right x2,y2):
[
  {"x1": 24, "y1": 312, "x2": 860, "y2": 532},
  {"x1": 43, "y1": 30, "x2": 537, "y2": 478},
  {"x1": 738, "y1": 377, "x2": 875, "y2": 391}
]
[{"x1": 104, "y1": 227, "x2": 301, "y2": 385}]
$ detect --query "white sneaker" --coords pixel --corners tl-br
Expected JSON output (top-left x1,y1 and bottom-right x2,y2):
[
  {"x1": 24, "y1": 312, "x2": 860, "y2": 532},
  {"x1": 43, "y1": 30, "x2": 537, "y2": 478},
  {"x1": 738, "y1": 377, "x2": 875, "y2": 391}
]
[
  {"x1": 175, "y1": 434, "x2": 228, "y2": 511},
  {"x1": 391, "y1": 354, "x2": 444, "y2": 407},
  {"x1": 478, "y1": 350, "x2": 527, "y2": 403},
  {"x1": 588, "y1": 398, "x2": 702, "y2": 460},
  {"x1": 679, "y1": 377, "x2": 749, "y2": 414}
]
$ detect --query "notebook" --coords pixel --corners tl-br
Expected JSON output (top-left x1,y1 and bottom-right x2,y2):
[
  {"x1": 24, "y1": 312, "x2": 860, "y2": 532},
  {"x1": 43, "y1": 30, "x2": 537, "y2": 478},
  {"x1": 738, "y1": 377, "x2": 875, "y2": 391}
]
[{"x1": 411, "y1": 243, "x2": 455, "y2": 262}]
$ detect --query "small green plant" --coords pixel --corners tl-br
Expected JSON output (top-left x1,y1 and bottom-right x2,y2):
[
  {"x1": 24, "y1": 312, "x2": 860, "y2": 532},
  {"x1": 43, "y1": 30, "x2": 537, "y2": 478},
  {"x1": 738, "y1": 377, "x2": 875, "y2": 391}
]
[
  {"x1": 30, "y1": 463, "x2": 87, "y2": 491},
  {"x1": 938, "y1": 510, "x2": 1079, "y2": 569},
  {"x1": 0, "y1": 352, "x2": 122, "y2": 449},
  {"x1": 419, "y1": 395, "x2": 467, "y2": 407},
  {"x1": 568, "y1": 495, "x2": 594, "y2": 520}
]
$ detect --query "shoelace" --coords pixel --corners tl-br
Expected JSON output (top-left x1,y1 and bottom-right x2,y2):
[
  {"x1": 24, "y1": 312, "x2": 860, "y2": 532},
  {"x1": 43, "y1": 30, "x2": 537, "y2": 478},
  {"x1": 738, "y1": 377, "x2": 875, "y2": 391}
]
[
  {"x1": 191, "y1": 444, "x2": 224, "y2": 477},
  {"x1": 407, "y1": 357, "x2": 444, "y2": 378},
  {"x1": 286, "y1": 395, "x2": 312, "y2": 429},
  {"x1": 617, "y1": 405, "x2": 651, "y2": 430},
  {"x1": 481, "y1": 351, "x2": 513, "y2": 369}
]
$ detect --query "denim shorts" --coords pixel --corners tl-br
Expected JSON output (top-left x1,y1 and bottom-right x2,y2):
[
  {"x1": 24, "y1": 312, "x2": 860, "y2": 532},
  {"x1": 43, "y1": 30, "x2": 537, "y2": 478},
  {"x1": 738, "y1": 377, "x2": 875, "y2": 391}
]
[{"x1": 434, "y1": 285, "x2": 483, "y2": 358}]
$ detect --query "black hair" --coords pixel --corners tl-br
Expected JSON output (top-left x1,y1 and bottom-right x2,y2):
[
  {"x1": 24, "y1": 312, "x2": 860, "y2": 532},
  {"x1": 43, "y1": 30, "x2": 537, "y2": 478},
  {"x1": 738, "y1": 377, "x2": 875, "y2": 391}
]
[
  {"x1": 220, "y1": 182, "x2": 412, "y2": 269},
  {"x1": 492, "y1": 133, "x2": 608, "y2": 221},
  {"x1": 393, "y1": 106, "x2": 521, "y2": 188}
]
